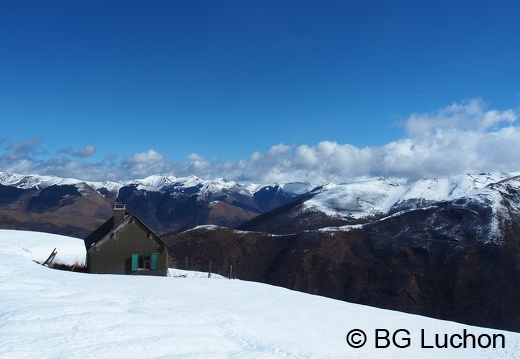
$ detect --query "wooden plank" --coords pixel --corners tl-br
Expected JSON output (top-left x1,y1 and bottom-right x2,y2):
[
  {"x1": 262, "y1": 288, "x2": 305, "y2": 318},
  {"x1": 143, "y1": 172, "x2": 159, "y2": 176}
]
[{"x1": 42, "y1": 248, "x2": 57, "y2": 267}]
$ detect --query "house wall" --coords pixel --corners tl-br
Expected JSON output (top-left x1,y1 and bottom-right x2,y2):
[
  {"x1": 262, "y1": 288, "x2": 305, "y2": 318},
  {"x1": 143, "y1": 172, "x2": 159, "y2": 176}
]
[{"x1": 87, "y1": 217, "x2": 168, "y2": 276}]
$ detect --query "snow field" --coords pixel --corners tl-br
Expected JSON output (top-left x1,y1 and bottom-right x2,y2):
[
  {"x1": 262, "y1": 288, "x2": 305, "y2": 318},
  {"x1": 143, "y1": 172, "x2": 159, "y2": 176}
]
[{"x1": 1, "y1": 230, "x2": 519, "y2": 358}]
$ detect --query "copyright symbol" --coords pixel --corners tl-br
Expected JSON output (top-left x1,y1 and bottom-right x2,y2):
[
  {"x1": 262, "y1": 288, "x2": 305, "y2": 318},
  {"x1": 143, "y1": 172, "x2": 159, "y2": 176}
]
[{"x1": 346, "y1": 329, "x2": 367, "y2": 348}]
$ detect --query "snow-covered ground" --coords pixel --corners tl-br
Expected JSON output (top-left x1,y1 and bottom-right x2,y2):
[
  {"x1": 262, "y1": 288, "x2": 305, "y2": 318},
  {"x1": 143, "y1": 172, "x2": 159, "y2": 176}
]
[{"x1": 1, "y1": 229, "x2": 519, "y2": 358}]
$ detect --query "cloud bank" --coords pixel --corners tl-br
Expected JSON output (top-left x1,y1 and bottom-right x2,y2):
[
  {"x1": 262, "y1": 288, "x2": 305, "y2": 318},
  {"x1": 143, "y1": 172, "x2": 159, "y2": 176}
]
[{"x1": 1, "y1": 99, "x2": 519, "y2": 184}]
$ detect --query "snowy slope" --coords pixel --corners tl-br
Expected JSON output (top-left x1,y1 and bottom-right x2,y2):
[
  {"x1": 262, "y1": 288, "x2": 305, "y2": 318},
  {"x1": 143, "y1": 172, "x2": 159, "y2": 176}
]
[
  {"x1": 304, "y1": 172, "x2": 520, "y2": 220},
  {"x1": 0, "y1": 230, "x2": 86, "y2": 265},
  {"x1": 0, "y1": 172, "x2": 87, "y2": 190},
  {"x1": 1, "y1": 230, "x2": 519, "y2": 359}
]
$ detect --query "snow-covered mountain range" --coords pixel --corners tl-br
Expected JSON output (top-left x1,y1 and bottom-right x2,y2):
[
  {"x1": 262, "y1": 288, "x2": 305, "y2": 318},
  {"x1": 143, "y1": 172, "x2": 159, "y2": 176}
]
[
  {"x1": 2, "y1": 170, "x2": 519, "y2": 233},
  {"x1": 212, "y1": 170, "x2": 520, "y2": 241},
  {"x1": 0, "y1": 171, "x2": 316, "y2": 200},
  {"x1": 0, "y1": 171, "x2": 318, "y2": 236}
]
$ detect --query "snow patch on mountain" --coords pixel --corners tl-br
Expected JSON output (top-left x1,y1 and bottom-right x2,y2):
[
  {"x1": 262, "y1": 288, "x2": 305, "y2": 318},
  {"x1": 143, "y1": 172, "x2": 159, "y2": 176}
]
[
  {"x1": 304, "y1": 172, "x2": 520, "y2": 222},
  {"x1": 304, "y1": 178, "x2": 409, "y2": 218},
  {"x1": 0, "y1": 172, "x2": 83, "y2": 190}
]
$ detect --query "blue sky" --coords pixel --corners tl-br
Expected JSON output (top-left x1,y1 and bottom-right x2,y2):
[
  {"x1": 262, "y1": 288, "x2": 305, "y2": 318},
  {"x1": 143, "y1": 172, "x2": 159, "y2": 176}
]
[{"x1": 1, "y1": 1, "x2": 520, "y2": 183}]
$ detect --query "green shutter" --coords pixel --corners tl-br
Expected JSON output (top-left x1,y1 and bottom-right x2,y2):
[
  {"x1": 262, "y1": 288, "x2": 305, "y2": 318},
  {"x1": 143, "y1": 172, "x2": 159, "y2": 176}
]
[
  {"x1": 150, "y1": 253, "x2": 159, "y2": 270},
  {"x1": 131, "y1": 253, "x2": 139, "y2": 271}
]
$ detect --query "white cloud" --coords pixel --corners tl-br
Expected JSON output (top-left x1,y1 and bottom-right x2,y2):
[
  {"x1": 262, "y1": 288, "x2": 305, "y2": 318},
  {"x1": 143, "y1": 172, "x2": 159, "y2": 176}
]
[
  {"x1": 1, "y1": 99, "x2": 519, "y2": 183},
  {"x1": 78, "y1": 145, "x2": 96, "y2": 158},
  {"x1": 121, "y1": 149, "x2": 169, "y2": 177},
  {"x1": 405, "y1": 99, "x2": 517, "y2": 137},
  {"x1": 187, "y1": 153, "x2": 204, "y2": 161}
]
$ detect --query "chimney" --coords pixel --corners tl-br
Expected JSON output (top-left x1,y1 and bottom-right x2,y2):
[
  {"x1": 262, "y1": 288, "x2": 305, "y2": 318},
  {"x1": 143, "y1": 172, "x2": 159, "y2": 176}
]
[{"x1": 113, "y1": 202, "x2": 126, "y2": 226}]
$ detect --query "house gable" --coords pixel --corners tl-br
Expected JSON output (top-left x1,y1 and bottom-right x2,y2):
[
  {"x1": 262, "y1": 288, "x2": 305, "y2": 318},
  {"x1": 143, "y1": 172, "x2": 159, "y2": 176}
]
[{"x1": 85, "y1": 207, "x2": 169, "y2": 276}]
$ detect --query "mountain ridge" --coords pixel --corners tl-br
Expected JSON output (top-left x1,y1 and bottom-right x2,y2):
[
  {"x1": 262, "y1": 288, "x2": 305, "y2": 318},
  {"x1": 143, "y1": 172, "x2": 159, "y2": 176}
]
[
  {"x1": 0, "y1": 171, "x2": 319, "y2": 236},
  {"x1": 2, "y1": 170, "x2": 520, "y2": 239}
]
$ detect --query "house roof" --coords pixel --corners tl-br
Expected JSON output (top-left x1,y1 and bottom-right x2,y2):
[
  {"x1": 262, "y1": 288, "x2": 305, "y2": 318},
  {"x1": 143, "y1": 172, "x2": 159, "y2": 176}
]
[
  {"x1": 84, "y1": 213, "x2": 124, "y2": 251},
  {"x1": 84, "y1": 211, "x2": 170, "y2": 252}
]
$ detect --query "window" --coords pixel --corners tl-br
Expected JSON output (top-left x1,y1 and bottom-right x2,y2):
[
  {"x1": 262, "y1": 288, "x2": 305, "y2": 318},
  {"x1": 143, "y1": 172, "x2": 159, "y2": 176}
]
[{"x1": 131, "y1": 253, "x2": 159, "y2": 271}]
